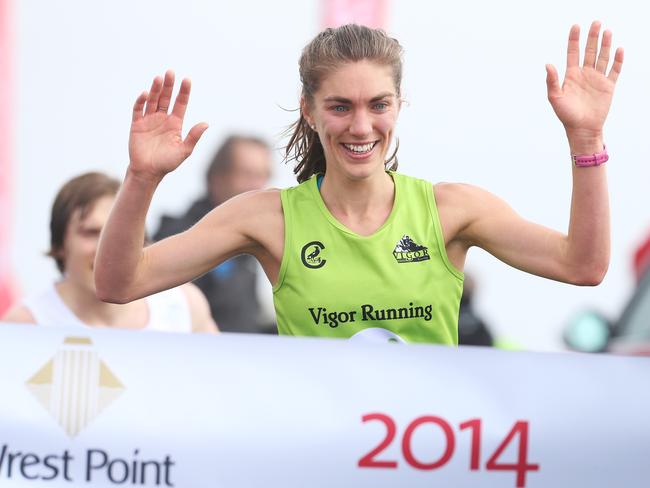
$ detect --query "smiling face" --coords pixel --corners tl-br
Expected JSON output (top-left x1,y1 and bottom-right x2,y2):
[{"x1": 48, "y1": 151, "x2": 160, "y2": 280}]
[
  {"x1": 58, "y1": 195, "x2": 114, "y2": 293},
  {"x1": 303, "y1": 60, "x2": 400, "y2": 181}
]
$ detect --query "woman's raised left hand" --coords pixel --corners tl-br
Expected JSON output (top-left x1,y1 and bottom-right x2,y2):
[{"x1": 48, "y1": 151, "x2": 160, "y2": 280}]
[{"x1": 545, "y1": 21, "x2": 623, "y2": 149}]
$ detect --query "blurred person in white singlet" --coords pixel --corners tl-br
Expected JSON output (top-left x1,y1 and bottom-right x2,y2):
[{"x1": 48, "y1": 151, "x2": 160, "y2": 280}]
[{"x1": 2, "y1": 172, "x2": 217, "y2": 333}]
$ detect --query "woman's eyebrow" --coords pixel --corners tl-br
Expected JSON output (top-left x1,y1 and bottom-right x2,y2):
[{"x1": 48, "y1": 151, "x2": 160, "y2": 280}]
[
  {"x1": 323, "y1": 92, "x2": 395, "y2": 103},
  {"x1": 370, "y1": 93, "x2": 395, "y2": 102}
]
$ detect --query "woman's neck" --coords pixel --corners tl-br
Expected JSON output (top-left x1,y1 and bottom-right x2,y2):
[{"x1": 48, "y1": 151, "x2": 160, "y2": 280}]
[{"x1": 319, "y1": 168, "x2": 395, "y2": 236}]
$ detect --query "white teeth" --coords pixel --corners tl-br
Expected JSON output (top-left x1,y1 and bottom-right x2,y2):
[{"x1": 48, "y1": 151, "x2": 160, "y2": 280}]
[{"x1": 343, "y1": 142, "x2": 376, "y2": 153}]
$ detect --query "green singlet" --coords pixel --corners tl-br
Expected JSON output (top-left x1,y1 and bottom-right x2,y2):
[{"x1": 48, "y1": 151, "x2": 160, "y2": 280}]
[{"x1": 273, "y1": 172, "x2": 464, "y2": 345}]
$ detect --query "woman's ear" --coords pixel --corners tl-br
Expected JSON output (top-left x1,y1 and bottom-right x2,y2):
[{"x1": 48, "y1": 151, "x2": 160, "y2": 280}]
[
  {"x1": 48, "y1": 245, "x2": 64, "y2": 260},
  {"x1": 300, "y1": 97, "x2": 313, "y2": 128},
  {"x1": 47, "y1": 246, "x2": 66, "y2": 274}
]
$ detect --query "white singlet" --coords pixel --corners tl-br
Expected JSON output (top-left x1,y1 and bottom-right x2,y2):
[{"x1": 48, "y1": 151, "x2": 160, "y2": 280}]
[{"x1": 23, "y1": 284, "x2": 192, "y2": 333}]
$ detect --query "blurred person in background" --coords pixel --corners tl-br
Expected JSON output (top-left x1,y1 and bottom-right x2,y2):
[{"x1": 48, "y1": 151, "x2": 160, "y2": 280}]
[
  {"x1": 154, "y1": 135, "x2": 275, "y2": 334},
  {"x1": 458, "y1": 274, "x2": 494, "y2": 346},
  {"x1": 2, "y1": 172, "x2": 217, "y2": 333},
  {"x1": 458, "y1": 274, "x2": 523, "y2": 349}
]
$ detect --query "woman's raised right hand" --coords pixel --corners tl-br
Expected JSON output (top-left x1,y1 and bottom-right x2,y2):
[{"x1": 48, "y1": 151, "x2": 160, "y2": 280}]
[{"x1": 128, "y1": 70, "x2": 208, "y2": 179}]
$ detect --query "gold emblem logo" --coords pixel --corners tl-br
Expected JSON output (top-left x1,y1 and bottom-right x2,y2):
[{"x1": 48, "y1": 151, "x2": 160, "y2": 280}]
[{"x1": 25, "y1": 336, "x2": 125, "y2": 437}]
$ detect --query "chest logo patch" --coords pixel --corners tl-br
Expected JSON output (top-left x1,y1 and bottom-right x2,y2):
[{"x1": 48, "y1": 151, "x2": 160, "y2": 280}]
[
  {"x1": 301, "y1": 241, "x2": 327, "y2": 269},
  {"x1": 393, "y1": 235, "x2": 430, "y2": 263}
]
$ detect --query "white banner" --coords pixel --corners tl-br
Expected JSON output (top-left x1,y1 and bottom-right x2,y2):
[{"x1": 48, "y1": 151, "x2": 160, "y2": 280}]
[{"x1": 0, "y1": 324, "x2": 649, "y2": 487}]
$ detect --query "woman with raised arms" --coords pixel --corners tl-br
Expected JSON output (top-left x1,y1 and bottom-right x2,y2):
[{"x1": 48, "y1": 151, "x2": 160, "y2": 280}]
[{"x1": 96, "y1": 22, "x2": 623, "y2": 344}]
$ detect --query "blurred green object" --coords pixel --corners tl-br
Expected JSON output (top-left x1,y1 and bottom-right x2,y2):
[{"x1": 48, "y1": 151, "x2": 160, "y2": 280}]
[
  {"x1": 493, "y1": 338, "x2": 524, "y2": 351},
  {"x1": 564, "y1": 311, "x2": 611, "y2": 353}
]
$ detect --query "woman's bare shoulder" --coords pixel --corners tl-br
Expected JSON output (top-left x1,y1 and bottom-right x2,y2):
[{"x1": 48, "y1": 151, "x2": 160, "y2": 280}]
[
  {"x1": 225, "y1": 188, "x2": 282, "y2": 212},
  {"x1": 216, "y1": 188, "x2": 285, "y2": 254},
  {"x1": 433, "y1": 181, "x2": 484, "y2": 204},
  {"x1": 199, "y1": 188, "x2": 283, "y2": 230},
  {"x1": 230, "y1": 188, "x2": 283, "y2": 227},
  {"x1": 2, "y1": 305, "x2": 37, "y2": 324},
  {"x1": 432, "y1": 182, "x2": 490, "y2": 246}
]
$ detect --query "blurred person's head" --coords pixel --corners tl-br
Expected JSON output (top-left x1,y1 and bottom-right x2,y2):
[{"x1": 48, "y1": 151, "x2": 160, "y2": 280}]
[
  {"x1": 285, "y1": 24, "x2": 403, "y2": 183},
  {"x1": 206, "y1": 135, "x2": 272, "y2": 205},
  {"x1": 48, "y1": 172, "x2": 120, "y2": 292}
]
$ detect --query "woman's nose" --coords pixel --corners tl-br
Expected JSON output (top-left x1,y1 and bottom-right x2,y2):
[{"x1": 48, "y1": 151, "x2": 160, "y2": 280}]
[{"x1": 349, "y1": 110, "x2": 372, "y2": 137}]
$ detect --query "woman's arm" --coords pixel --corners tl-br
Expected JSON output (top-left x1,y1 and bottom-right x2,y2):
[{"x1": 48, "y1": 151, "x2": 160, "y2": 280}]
[
  {"x1": 438, "y1": 181, "x2": 608, "y2": 285},
  {"x1": 439, "y1": 21, "x2": 623, "y2": 285},
  {"x1": 95, "y1": 71, "x2": 262, "y2": 303}
]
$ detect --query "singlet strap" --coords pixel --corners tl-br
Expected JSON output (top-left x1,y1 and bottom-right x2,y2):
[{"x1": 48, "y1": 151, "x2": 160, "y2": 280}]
[{"x1": 23, "y1": 284, "x2": 88, "y2": 327}]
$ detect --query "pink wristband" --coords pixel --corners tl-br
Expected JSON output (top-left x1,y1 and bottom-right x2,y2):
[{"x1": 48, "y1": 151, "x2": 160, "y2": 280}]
[{"x1": 572, "y1": 145, "x2": 608, "y2": 167}]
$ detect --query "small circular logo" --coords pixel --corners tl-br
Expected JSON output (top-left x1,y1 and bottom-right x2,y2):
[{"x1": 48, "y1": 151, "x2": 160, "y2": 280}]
[
  {"x1": 349, "y1": 328, "x2": 406, "y2": 344},
  {"x1": 301, "y1": 241, "x2": 326, "y2": 269}
]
